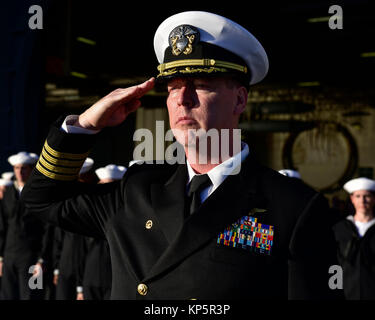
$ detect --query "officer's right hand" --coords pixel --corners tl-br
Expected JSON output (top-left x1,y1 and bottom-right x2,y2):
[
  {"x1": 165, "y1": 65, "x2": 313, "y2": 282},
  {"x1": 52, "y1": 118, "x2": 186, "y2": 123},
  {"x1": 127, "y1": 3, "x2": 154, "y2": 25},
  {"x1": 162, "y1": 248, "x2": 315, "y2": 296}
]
[{"x1": 76, "y1": 78, "x2": 155, "y2": 131}]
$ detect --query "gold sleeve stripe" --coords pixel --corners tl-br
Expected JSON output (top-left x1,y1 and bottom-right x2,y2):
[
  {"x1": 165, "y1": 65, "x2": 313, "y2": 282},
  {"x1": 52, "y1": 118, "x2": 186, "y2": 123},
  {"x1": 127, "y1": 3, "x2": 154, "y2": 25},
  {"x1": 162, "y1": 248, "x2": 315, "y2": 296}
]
[
  {"x1": 157, "y1": 59, "x2": 248, "y2": 74},
  {"x1": 44, "y1": 140, "x2": 89, "y2": 160},
  {"x1": 36, "y1": 162, "x2": 77, "y2": 181},
  {"x1": 39, "y1": 156, "x2": 82, "y2": 175},
  {"x1": 42, "y1": 147, "x2": 84, "y2": 167}
]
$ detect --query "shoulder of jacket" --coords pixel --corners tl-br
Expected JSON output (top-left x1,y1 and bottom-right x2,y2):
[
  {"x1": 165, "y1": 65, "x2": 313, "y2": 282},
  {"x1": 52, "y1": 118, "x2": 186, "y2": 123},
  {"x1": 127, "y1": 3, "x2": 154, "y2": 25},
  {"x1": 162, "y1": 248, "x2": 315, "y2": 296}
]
[
  {"x1": 124, "y1": 162, "x2": 180, "y2": 183},
  {"x1": 259, "y1": 166, "x2": 317, "y2": 199},
  {"x1": 2, "y1": 184, "x2": 18, "y2": 201}
]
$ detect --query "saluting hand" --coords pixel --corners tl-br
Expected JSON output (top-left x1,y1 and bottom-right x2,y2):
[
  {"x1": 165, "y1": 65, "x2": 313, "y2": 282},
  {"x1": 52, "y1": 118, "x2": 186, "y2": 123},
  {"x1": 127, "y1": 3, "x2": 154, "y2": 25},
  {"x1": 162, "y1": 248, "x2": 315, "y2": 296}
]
[{"x1": 76, "y1": 78, "x2": 155, "y2": 131}]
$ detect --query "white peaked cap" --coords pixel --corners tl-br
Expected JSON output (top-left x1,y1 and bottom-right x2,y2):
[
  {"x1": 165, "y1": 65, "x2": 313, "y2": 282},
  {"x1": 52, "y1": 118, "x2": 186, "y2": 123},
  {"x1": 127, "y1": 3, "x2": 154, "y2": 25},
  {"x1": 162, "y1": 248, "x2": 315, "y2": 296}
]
[
  {"x1": 154, "y1": 11, "x2": 269, "y2": 85},
  {"x1": 278, "y1": 169, "x2": 301, "y2": 179},
  {"x1": 343, "y1": 177, "x2": 375, "y2": 193},
  {"x1": 8, "y1": 151, "x2": 39, "y2": 166},
  {"x1": 79, "y1": 158, "x2": 94, "y2": 175},
  {"x1": 95, "y1": 164, "x2": 127, "y2": 181},
  {"x1": 1, "y1": 172, "x2": 14, "y2": 180},
  {"x1": 0, "y1": 179, "x2": 13, "y2": 187}
]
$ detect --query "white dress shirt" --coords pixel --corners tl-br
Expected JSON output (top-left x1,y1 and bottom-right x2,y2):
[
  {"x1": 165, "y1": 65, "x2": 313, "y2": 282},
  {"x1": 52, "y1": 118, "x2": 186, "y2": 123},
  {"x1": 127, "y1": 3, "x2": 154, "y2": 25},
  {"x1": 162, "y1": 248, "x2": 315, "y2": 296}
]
[
  {"x1": 186, "y1": 142, "x2": 249, "y2": 203},
  {"x1": 62, "y1": 115, "x2": 99, "y2": 134}
]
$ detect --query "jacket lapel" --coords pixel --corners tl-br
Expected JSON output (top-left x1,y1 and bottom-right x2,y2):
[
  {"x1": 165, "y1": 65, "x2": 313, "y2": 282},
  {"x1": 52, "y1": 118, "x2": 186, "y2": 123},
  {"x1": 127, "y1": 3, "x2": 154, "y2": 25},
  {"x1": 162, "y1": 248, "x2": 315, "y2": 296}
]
[
  {"x1": 150, "y1": 164, "x2": 188, "y2": 244},
  {"x1": 144, "y1": 156, "x2": 265, "y2": 282}
]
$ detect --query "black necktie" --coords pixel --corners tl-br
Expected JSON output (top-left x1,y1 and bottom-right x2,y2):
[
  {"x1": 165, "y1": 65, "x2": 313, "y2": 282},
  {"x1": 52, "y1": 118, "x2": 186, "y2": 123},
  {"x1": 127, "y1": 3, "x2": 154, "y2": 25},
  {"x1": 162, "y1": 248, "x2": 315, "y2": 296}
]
[{"x1": 187, "y1": 174, "x2": 212, "y2": 216}]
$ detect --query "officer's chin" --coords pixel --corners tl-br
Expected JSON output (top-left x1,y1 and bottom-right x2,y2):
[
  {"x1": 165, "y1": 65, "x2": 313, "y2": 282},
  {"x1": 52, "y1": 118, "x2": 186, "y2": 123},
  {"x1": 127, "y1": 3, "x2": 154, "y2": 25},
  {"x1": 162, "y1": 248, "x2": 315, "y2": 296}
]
[{"x1": 171, "y1": 127, "x2": 204, "y2": 149}]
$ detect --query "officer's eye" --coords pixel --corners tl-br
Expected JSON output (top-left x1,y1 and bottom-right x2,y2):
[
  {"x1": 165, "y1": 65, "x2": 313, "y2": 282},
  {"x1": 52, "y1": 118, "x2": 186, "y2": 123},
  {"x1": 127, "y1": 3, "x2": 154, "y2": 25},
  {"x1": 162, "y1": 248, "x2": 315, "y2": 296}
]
[
  {"x1": 194, "y1": 82, "x2": 211, "y2": 90},
  {"x1": 167, "y1": 81, "x2": 183, "y2": 92},
  {"x1": 167, "y1": 85, "x2": 181, "y2": 93},
  {"x1": 195, "y1": 84, "x2": 207, "y2": 89}
]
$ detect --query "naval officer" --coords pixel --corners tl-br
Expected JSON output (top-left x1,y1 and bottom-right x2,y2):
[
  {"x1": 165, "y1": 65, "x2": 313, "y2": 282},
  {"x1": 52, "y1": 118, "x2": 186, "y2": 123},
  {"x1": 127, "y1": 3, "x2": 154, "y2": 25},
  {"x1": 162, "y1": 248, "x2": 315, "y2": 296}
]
[{"x1": 22, "y1": 11, "x2": 339, "y2": 299}]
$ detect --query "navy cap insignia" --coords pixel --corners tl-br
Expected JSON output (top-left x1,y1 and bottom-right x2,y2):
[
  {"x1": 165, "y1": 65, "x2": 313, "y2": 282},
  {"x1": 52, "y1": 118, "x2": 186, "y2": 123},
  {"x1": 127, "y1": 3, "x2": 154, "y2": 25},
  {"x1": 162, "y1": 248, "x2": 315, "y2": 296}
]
[{"x1": 168, "y1": 25, "x2": 199, "y2": 56}]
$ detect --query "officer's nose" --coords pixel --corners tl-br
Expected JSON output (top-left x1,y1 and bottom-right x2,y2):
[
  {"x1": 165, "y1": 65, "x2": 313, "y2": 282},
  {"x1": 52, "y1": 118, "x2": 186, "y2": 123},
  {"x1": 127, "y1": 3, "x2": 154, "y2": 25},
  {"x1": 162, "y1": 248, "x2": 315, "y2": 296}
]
[{"x1": 177, "y1": 84, "x2": 197, "y2": 109}]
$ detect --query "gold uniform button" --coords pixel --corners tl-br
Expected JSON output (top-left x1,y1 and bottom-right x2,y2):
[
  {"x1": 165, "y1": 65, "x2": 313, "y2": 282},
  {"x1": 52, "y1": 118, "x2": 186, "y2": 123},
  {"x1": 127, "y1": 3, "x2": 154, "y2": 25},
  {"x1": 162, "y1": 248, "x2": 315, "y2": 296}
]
[
  {"x1": 145, "y1": 220, "x2": 153, "y2": 229},
  {"x1": 137, "y1": 283, "x2": 148, "y2": 296}
]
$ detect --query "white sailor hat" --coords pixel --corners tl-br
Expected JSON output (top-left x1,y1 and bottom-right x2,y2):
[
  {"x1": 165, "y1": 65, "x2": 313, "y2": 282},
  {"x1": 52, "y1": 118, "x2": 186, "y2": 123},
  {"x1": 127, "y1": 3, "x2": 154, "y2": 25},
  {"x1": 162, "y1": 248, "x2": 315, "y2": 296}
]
[
  {"x1": 343, "y1": 177, "x2": 375, "y2": 193},
  {"x1": 0, "y1": 179, "x2": 13, "y2": 187},
  {"x1": 128, "y1": 160, "x2": 144, "y2": 167},
  {"x1": 278, "y1": 169, "x2": 301, "y2": 179},
  {"x1": 154, "y1": 11, "x2": 269, "y2": 86},
  {"x1": 95, "y1": 164, "x2": 127, "y2": 181},
  {"x1": 1, "y1": 172, "x2": 14, "y2": 180},
  {"x1": 79, "y1": 158, "x2": 94, "y2": 175},
  {"x1": 8, "y1": 151, "x2": 39, "y2": 166}
]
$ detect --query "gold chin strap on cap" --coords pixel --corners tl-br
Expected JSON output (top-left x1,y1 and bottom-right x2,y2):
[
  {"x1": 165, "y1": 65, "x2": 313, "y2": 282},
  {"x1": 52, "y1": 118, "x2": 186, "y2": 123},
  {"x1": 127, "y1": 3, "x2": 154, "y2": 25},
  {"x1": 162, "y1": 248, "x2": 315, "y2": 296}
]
[{"x1": 157, "y1": 59, "x2": 248, "y2": 77}]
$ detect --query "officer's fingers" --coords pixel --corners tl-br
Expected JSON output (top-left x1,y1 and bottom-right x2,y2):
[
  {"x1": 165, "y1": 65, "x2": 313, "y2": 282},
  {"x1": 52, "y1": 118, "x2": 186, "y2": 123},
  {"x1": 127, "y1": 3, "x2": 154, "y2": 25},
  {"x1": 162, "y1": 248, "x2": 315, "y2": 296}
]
[
  {"x1": 112, "y1": 78, "x2": 155, "y2": 103},
  {"x1": 78, "y1": 78, "x2": 154, "y2": 130},
  {"x1": 135, "y1": 77, "x2": 155, "y2": 97},
  {"x1": 103, "y1": 99, "x2": 141, "y2": 128}
]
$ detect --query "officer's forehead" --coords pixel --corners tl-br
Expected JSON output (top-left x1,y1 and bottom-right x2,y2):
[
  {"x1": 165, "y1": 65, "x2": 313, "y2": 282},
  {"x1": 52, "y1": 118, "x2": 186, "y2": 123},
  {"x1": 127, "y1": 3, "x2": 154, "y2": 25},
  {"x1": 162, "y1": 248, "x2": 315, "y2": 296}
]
[{"x1": 166, "y1": 76, "x2": 231, "y2": 86}]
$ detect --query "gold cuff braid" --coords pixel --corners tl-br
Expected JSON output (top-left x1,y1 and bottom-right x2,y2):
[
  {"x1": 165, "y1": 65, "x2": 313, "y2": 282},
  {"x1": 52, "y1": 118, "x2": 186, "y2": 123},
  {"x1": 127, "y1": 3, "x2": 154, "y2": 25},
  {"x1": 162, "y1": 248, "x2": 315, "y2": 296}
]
[{"x1": 36, "y1": 140, "x2": 89, "y2": 181}]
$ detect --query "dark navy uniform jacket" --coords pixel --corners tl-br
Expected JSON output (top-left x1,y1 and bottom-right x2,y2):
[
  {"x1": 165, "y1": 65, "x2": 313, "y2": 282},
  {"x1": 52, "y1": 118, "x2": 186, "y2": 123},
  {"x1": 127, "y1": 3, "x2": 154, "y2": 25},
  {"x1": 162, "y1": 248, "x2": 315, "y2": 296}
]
[
  {"x1": 83, "y1": 237, "x2": 112, "y2": 291},
  {"x1": 21, "y1": 119, "x2": 340, "y2": 300},
  {"x1": 333, "y1": 217, "x2": 375, "y2": 299},
  {"x1": 0, "y1": 184, "x2": 45, "y2": 261}
]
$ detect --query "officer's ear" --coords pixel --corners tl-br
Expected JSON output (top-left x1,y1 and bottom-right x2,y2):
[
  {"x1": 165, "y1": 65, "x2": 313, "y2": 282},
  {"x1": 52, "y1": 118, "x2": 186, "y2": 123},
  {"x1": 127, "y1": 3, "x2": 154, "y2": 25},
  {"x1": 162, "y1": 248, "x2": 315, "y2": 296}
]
[
  {"x1": 233, "y1": 86, "x2": 248, "y2": 116},
  {"x1": 224, "y1": 77, "x2": 248, "y2": 115}
]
